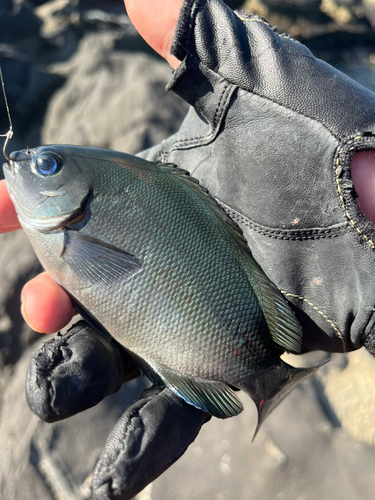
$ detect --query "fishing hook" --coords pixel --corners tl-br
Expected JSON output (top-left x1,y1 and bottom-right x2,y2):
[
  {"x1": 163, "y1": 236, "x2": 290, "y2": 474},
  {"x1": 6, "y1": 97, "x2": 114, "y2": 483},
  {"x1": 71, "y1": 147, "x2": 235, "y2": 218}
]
[{"x1": 0, "y1": 65, "x2": 13, "y2": 163}]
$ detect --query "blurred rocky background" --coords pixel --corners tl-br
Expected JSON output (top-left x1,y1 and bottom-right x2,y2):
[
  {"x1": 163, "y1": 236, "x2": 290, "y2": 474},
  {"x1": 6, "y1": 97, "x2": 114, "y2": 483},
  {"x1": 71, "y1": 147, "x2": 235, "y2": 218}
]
[{"x1": 1, "y1": 0, "x2": 375, "y2": 499}]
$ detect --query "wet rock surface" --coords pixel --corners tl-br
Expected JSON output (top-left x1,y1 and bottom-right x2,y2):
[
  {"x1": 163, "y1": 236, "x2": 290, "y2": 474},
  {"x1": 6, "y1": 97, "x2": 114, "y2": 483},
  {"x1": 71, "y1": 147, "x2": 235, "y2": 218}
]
[{"x1": 2, "y1": 0, "x2": 375, "y2": 499}]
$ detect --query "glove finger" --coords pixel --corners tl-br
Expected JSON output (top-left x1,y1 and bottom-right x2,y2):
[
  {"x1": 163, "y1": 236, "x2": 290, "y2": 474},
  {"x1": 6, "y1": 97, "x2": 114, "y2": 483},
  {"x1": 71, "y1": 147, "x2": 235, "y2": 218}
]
[
  {"x1": 92, "y1": 385, "x2": 211, "y2": 500},
  {"x1": 26, "y1": 320, "x2": 139, "y2": 422}
]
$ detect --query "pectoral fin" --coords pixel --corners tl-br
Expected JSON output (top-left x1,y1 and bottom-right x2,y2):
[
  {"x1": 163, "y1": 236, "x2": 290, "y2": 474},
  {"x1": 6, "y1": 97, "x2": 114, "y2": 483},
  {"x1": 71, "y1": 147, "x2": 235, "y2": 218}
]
[
  {"x1": 62, "y1": 232, "x2": 143, "y2": 287},
  {"x1": 150, "y1": 363, "x2": 243, "y2": 418}
]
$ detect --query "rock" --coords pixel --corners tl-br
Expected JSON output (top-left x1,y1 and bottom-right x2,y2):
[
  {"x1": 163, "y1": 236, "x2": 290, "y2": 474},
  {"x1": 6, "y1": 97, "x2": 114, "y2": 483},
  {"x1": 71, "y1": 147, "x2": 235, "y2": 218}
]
[
  {"x1": 0, "y1": 0, "x2": 43, "y2": 46},
  {"x1": 0, "y1": 232, "x2": 42, "y2": 369},
  {"x1": 321, "y1": 349, "x2": 375, "y2": 446},
  {"x1": 241, "y1": 0, "x2": 375, "y2": 57},
  {"x1": 0, "y1": 0, "x2": 66, "y2": 167},
  {"x1": 0, "y1": 55, "x2": 64, "y2": 158},
  {"x1": 42, "y1": 32, "x2": 189, "y2": 154}
]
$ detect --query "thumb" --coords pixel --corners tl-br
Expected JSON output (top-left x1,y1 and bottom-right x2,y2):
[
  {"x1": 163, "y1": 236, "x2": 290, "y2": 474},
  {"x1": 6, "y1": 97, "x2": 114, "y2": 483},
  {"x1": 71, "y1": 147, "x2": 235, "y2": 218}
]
[{"x1": 124, "y1": 0, "x2": 183, "y2": 68}]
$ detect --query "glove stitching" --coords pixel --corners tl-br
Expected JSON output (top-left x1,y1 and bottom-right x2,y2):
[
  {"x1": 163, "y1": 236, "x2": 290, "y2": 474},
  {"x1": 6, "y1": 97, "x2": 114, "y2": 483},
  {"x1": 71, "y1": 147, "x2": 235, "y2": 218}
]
[
  {"x1": 169, "y1": 82, "x2": 234, "y2": 151},
  {"x1": 335, "y1": 135, "x2": 375, "y2": 250},
  {"x1": 214, "y1": 198, "x2": 346, "y2": 349},
  {"x1": 280, "y1": 291, "x2": 346, "y2": 352},
  {"x1": 216, "y1": 197, "x2": 348, "y2": 240}
]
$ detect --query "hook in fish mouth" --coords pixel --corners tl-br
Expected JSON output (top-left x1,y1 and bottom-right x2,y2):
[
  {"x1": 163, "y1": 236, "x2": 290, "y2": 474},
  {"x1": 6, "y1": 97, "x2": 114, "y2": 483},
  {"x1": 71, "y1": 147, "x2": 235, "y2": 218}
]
[
  {"x1": 3, "y1": 160, "x2": 14, "y2": 178},
  {"x1": 1, "y1": 129, "x2": 13, "y2": 163}
]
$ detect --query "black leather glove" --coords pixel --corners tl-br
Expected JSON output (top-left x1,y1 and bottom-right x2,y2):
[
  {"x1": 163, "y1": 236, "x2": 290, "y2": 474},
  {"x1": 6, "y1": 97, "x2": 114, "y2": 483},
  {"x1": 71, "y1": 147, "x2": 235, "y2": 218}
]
[
  {"x1": 26, "y1": 321, "x2": 211, "y2": 500},
  {"x1": 26, "y1": 0, "x2": 375, "y2": 498},
  {"x1": 141, "y1": 0, "x2": 375, "y2": 355}
]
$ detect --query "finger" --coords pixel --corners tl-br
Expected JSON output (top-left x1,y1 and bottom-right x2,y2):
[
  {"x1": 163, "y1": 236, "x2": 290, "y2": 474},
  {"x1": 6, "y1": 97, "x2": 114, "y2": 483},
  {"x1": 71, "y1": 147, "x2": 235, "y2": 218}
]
[
  {"x1": 351, "y1": 150, "x2": 375, "y2": 224},
  {"x1": 92, "y1": 385, "x2": 211, "y2": 500},
  {"x1": 21, "y1": 272, "x2": 75, "y2": 333},
  {"x1": 26, "y1": 321, "x2": 138, "y2": 422},
  {"x1": 124, "y1": 0, "x2": 183, "y2": 68},
  {"x1": 0, "y1": 179, "x2": 21, "y2": 232}
]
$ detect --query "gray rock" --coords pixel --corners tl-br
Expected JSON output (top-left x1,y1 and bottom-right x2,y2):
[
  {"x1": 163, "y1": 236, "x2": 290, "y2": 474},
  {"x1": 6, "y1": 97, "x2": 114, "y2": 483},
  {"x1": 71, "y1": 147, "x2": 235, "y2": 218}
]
[
  {"x1": 0, "y1": 56, "x2": 64, "y2": 160},
  {"x1": 241, "y1": 0, "x2": 375, "y2": 56},
  {"x1": 0, "y1": 232, "x2": 42, "y2": 368},
  {"x1": 42, "y1": 32, "x2": 189, "y2": 154}
]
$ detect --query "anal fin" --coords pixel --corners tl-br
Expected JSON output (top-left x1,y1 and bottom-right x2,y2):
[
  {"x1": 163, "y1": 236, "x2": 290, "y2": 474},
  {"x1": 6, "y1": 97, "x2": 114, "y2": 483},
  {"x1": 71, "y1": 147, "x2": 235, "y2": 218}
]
[{"x1": 151, "y1": 363, "x2": 243, "y2": 419}]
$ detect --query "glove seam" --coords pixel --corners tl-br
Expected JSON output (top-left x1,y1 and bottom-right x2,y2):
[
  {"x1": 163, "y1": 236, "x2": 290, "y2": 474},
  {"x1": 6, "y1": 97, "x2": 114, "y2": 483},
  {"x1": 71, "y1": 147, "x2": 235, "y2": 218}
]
[
  {"x1": 163, "y1": 81, "x2": 340, "y2": 161},
  {"x1": 280, "y1": 291, "x2": 346, "y2": 352},
  {"x1": 169, "y1": 82, "x2": 236, "y2": 151},
  {"x1": 234, "y1": 12, "x2": 300, "y2": 45},
  {"x1": 212, "y1": 198, "x2": 346, "y2": 350},
  {"x1": 215, "y1": 197, "x2": 349, "y2": 240}
]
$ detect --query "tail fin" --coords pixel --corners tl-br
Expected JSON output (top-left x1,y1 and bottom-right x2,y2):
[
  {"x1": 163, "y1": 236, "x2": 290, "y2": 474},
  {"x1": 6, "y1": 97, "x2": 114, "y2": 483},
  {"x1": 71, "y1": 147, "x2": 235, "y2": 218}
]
[{"x1": 244, "y1": 360, "x2": 325, "y2": 440}]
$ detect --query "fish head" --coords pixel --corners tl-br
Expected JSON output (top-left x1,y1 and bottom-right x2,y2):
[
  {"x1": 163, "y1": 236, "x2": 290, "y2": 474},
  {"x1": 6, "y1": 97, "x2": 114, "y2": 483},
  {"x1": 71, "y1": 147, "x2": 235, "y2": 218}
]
[{"x1": 3, "y1": 145, "x2": 93, "y2": 233}]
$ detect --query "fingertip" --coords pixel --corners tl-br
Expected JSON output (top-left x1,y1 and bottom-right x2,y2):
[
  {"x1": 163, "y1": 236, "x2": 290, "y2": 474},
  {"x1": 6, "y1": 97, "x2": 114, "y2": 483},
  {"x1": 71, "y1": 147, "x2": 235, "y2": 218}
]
[
  {"x1": 351, "y1": 150, "x2": 375, "y2": 224},
  {"x1": 21, "y1": 273, "x2": 75, "y2": 333},
  {"x1": 0, "y1": 179, "x2": 21, "y2": 233},
  {"x1": 124, "y1": 0, "x2": 183, "y2": 68}
]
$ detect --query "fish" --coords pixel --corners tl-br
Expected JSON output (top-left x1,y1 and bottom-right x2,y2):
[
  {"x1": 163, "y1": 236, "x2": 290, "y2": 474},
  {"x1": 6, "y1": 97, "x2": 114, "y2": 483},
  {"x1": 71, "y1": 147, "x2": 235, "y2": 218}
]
[{"x1": 3, "y1": 145, "x2": 320, "y2": 432}]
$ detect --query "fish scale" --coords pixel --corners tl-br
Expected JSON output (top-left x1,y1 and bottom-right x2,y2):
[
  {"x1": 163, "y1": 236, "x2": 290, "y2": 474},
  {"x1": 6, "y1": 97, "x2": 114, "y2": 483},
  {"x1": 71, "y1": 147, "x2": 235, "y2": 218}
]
[{"x1": 4, "y1": 145, "x2": 321, "y2": 429}]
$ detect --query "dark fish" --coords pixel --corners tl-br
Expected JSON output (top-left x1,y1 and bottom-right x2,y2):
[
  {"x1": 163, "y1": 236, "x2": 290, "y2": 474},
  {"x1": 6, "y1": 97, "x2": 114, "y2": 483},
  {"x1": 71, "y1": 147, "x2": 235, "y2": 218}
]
[{"x1": 3, "y1": 145, "x2": 319, "y2": 432}]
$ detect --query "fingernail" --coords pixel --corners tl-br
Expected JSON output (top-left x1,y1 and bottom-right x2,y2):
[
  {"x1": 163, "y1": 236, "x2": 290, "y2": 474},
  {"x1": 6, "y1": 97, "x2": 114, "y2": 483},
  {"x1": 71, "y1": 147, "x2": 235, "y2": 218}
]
[{"x1": 21, "y1": 296, "x2": 28, "y2": 324}]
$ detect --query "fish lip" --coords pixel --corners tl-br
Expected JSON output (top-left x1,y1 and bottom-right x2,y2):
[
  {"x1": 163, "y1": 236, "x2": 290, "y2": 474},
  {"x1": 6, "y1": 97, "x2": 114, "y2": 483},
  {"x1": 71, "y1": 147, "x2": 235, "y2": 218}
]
[{"x1": 2, "y1": 161, "x2": 14, "y2": 179}]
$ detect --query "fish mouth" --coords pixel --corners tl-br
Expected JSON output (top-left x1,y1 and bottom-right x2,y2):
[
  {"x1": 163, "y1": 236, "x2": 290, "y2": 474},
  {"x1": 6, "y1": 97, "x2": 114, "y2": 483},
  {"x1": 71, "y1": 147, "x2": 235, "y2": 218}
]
[
  {"x1": 41, "y1": 189, "x2": 93, "y2": 233},
  {"x1": 3, "y1": 161, "x2": 14, "y2": 179}
]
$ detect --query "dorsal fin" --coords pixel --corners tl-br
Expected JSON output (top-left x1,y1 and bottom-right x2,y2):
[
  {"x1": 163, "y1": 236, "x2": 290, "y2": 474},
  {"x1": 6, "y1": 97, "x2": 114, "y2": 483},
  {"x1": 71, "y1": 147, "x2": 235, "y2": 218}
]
[{"x1": 245, "y1": 260, "x2": 302, "y2": 353}]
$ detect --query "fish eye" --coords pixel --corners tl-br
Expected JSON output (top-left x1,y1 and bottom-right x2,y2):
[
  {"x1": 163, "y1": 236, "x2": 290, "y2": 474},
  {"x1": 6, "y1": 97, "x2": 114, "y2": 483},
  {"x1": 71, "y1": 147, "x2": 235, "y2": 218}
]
[{"x1": 34, "y1": 153, "x2": 62, "y2": 176}]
